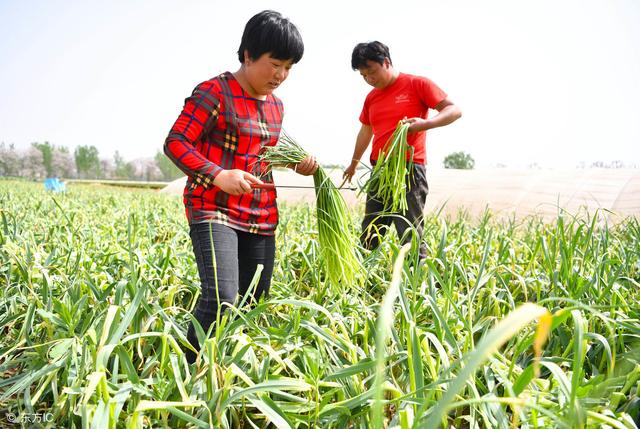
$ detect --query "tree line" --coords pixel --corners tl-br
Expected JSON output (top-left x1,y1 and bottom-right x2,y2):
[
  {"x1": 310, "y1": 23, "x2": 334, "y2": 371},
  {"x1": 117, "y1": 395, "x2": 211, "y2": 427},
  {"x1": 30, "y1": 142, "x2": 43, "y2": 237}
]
[{"x1": 0, "y1": 142, "x2": 183, "y2": 182}]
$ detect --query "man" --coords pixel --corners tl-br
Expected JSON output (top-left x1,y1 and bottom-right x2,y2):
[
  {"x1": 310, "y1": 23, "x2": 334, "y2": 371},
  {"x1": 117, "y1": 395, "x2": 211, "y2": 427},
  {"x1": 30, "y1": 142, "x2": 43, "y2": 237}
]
[{"x1": 343, "y1": 41, "x2": 461, "y2": 259}]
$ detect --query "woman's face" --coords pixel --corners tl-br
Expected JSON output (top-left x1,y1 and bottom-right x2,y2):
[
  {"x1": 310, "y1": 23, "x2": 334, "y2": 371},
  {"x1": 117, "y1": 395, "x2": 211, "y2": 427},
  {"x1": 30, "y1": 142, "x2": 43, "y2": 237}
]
[
  {"x1": 244, "y1": 52, "x2": 294, "y2": 97},
  {"x1": 358, "y1": 59, "x2": 393, "y2": 89}
]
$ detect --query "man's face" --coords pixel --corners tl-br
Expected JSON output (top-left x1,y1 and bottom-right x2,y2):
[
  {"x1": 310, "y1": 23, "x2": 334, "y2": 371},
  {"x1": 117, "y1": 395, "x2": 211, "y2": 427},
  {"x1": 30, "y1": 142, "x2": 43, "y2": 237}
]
[{"x1": 358, "y1": 59, "x2": 393, "y2": 89}]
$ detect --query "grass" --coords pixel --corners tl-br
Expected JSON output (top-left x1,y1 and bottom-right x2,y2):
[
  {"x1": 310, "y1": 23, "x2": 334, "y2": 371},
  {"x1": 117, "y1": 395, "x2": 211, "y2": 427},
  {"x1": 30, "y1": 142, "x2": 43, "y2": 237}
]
[{"x1": 0, "y1": 180, "x2": 638, "y2": 428}]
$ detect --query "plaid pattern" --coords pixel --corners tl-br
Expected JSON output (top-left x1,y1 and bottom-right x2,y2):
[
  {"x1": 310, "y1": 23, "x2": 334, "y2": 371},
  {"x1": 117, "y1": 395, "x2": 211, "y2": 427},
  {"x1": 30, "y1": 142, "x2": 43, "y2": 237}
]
[{"x1": 164, "y1": 72, "x2": 283, "y2": 234}]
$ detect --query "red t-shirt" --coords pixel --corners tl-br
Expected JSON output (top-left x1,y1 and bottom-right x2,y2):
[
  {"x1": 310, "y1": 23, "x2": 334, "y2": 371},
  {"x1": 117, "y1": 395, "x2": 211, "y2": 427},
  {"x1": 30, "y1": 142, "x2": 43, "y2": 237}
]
[
  {"x1": 359, "y1": 72, "x2": 447, "y2": 164},
  {"x1": 164, "y1": 72, "x2": 281, "y2": 234}
]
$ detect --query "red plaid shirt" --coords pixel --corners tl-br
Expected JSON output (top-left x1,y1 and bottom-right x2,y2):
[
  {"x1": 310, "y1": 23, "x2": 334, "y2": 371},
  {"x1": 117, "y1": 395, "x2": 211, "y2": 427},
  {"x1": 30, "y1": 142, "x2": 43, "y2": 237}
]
[{"x1": 164, "y1": 72, "x2": 282, "y2": 234}]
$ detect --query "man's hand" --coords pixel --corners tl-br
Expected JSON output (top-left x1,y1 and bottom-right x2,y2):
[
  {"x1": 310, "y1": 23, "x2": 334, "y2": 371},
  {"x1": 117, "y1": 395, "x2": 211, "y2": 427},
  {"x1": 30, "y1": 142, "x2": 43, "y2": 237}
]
[
  {"x1": 343, "y1": 159, "x2": 359, "y2": 182},
  {"x1": 293, "y1": 156, "x2": 319, "y2": 176},
  {"x1": 213, "y1": 169, "x2": 263, "y2": 195},
  {"x1": 402, "y1": 99, "x2": 462, "y2": 133},
  {"x1": 402, "y1": 117, "x2": 428, "y2": 133}
]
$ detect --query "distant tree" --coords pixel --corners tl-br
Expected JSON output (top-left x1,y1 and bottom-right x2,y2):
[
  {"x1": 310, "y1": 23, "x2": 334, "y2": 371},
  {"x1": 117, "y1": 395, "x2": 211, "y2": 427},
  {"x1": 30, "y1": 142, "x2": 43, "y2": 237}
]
[
  {"x1": 100, "y1": 158, "x2": 115, "y2": 179},
  {"x1": 0, "y1": 142, "x2": 20, "y2": 177},
  {"x1": 114, "y1": 151, "x2": 129, "y2": 179},
  {"x1": 74, "y1": 145, "x2": 101, "y2": 179},
  {"x1": 130, "y1": 158, "x2": 162, "y2": 181},
  {"x1": 143, "y1": 159, "x2": 163, "y2": 181},
  {"x1": 32, "y1": 141, "x2": 54, "y2": 177},
  {"x1": 444, "y1": 151, "x2": 475, "y2": 169},
  {"x1": 20, "y1": 146, "x2": 46, "y2": 179},
  {"x1": 155, "y1": 151, "x2": 183, "y2": 181},
  {"x1": 50, "y1": 146, "x2": 76, "y2": 178},
  {"x1": 591, "y1": 160, "x2": 625, "y2": 169},
  {"x1": 123, "y1": 162, "x2": 137, "y2": 180},
  {"x1": 320, "y1": 163, "x2": 347, "y2": 170}
]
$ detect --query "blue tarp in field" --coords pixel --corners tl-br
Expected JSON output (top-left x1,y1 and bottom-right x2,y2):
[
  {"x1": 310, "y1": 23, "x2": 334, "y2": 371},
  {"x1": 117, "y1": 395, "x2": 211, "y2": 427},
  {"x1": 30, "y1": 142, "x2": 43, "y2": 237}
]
[{"x1": 44, "y1": 178, "x2": 66, "y2": 192}]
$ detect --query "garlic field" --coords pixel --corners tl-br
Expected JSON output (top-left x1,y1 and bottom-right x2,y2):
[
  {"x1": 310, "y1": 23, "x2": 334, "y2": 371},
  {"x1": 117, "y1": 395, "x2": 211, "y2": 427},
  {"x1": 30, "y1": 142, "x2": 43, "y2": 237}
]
[{"x1": 1, "y1": 180, "x2": 639, "y2": 428}]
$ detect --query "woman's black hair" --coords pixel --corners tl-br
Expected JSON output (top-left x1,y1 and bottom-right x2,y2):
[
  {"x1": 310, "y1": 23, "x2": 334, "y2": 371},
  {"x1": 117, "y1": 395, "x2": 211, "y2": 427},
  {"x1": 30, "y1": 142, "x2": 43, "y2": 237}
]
[
  {"x1": 351, "y1": 41, "x2": 392, "y2": 70},
  {"x1": 237, "y1": 10, "x2": 304, "y2": 64}
]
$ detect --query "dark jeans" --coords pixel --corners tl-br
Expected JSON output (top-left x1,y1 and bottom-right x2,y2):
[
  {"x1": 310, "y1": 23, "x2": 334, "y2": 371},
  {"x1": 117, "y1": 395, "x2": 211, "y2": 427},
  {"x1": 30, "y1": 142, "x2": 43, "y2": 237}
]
[
  {"x1": 186, "y1": 222, "x2": 275, "y2": 362},
  {"x1": 361, "y1": 164, "x2": 428, "y2": 259}
]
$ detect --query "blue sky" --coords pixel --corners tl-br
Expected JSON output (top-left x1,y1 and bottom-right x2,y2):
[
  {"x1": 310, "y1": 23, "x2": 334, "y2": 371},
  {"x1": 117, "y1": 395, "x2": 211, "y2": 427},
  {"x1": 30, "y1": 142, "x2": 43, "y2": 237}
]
[{"x1": 1, "y1": 0, "x2": 639, "y2": 168}]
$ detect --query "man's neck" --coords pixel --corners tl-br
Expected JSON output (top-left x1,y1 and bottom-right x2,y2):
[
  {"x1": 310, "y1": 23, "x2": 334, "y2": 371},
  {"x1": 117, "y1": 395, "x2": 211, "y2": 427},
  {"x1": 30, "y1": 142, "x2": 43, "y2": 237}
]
[{"x1": 382, "y1": 69, "x2": 400, "y2": 89}]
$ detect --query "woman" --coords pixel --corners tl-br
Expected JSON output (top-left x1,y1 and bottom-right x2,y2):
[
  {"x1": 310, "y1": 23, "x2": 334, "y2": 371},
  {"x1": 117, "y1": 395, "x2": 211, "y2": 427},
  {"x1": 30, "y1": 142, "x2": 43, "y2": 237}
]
[{"x1": 164, "y1": 10, "x2": 317, "y2": 363}]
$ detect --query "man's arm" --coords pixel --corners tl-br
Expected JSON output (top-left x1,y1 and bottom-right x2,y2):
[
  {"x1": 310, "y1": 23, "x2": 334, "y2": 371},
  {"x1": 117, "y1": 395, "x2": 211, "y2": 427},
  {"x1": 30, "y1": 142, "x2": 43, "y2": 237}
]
[
  {"x1": 405, "y1": 99, "x2": 462, "y2": 133},
  {"x1": 343, "y1": 124, "x2": 373, "y2": 182}
]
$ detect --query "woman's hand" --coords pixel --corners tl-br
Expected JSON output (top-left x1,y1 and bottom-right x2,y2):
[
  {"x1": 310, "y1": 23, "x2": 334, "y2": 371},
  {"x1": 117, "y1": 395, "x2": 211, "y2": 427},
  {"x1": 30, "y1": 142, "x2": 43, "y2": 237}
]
[
  {"x1": 293, "y1": 156, "x2": 319, "y2": 176},
  {"x1": 213, "y1": 169, "x2": 263, "y2": 195}
]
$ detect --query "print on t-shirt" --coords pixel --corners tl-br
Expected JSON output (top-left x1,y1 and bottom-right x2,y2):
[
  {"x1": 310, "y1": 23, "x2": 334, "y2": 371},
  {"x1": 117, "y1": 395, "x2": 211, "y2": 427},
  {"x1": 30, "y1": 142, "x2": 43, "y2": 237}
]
[{"x1": 395, "y1": 93, "x2": 409, "y2": 104}]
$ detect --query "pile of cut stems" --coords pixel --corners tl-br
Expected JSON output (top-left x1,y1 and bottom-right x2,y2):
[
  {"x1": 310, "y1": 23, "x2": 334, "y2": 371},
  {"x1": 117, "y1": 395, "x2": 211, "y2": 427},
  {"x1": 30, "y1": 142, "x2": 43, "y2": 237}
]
[
  {"x1": 260, "y1": 131, "x2": 361, "y2": 287},
  {"x1": 361, "y1": 121, "x2": 413, "y2": 213}
]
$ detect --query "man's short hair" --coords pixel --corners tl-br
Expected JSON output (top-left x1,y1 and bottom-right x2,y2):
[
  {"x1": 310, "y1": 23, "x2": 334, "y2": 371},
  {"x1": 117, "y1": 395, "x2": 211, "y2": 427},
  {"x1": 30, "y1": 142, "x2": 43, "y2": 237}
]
[
  {"x1": 237, "y1": 10, "x2": 304, "y2": 64},
  {"x1": 351, "y1": 41, "x2": 392, "y2": 70}
]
